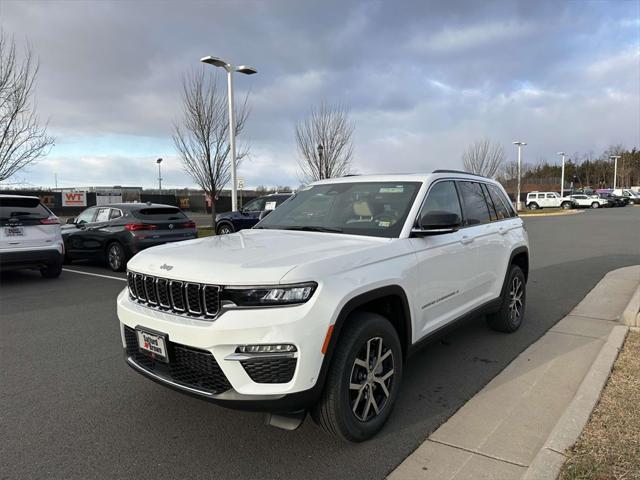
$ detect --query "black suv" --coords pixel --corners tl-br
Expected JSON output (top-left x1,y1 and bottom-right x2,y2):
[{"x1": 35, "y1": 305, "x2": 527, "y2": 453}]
[
  {"x1": 215, "y1": 193, "x2": 292, "y2": 234},
  {"x1": 62, "y1": 203, "x2": 197, "y2": 271}
]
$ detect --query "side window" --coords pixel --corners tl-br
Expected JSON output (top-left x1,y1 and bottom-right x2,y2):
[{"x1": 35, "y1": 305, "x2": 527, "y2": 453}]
[
  {"x1": 458, "y1": 181, "x2": 492, "y2": 226},
  {"x1": 419, "y1": 181, "x2": 462, "y2": 223},
  {"x1": 480, "y1": 184, "x2": 498, "y2": 221},
  {"x1": 95, "y1": 208, "x2": 110, "y2": 222},
  {"x1": 76, "y1": 207, "x2": 97, "y2": 224},
  {"x1": 243, "y1": 197, "x2": 266, "y2": 212},
  {"x1": 488, "y1": 185, "x2": 512, "y2": 220},
  {"x1": 546, "y1": 194, "x2": 555, "y2": 199},
  {"x1": 109, "y1": 208, "x2": 122, "y2": 220}
]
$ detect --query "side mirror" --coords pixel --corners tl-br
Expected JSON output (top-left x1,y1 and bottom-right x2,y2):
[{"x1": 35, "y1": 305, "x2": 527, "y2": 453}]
[
  {"x1": 66, "y1": 217, "x2": 76, "y2": 224},
  {"x1": 258, "y1": 209, "x2": 273, "y2": 221},
  {"x1": 412, "y1": 212, "x2": 461, "y2": 236}
]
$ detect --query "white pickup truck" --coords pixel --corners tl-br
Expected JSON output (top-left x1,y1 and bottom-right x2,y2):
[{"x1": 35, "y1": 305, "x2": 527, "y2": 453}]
[{"x1": 525, "y1": 192, "x2": 575, "y2": 210}]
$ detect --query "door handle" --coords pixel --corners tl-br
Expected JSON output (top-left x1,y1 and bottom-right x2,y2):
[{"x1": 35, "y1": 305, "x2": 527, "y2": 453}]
[
  {"x1": 460, "y1": 235, "x2": 473, "y2": 245},
  {"x1": 498, "y1": 227, "x2": 508, "y2": 235}
]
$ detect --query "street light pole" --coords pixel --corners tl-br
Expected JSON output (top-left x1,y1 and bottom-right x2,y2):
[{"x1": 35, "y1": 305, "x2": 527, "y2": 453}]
[
  {"x1": 513, "y1": 141, "x2": 527, "y2": 211},
  {"x1": 557, "y1": 152, "x2": 566, "y2": 197},
  {"x1": 200, "y1": 56, "x2": 257, "y2": 212},
  {"x1": 610, "y1": 155, "x2": 621, "y2": 189},
  {"x1": 157, "y1": 158, "x2": 163, "y2": 191}
]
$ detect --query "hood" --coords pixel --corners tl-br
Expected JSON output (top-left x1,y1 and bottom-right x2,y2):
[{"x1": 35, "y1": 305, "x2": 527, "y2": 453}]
[{"x1": 127, "y1": 229, "x2": 390, "y2": 285}]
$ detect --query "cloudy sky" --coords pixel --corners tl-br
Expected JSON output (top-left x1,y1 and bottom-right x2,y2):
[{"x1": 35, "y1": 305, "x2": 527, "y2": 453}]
[{"x1": 1, "y1": 0, "x2": 638, "y2": 189}]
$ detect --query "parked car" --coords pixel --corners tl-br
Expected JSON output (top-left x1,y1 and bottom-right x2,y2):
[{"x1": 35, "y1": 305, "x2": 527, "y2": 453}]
[
  {"x1": 215, "y1": 193, "x2": 292, "y2": 234},
  {"x1": 597, "y1": 192, "x2": 628, "y2": 207},
  {"x1": 118, "y1": 171, "x2": 529, "y2": 441},
  {"x1": 612, "y1": 188, "x2": 640, "y2": 205},
  {"x1": 526, "y1": 191, "x2": 575, "y2": 210},
  {"x1": 0, "y1": 195, "x2": 64, "y2": 278},
  {"x1": 63, "y1": 203, "x2": 197, "y2": 271},
  {"x1": 569, "y1": 194, "x2": 607, "y2": 209}
]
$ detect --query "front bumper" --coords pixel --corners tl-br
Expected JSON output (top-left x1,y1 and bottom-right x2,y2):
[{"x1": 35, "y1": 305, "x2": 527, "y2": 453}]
[
  {"x1": 0, "y1": 246, "x2": 63, "y2": 270},
  {"x1": 117, "y1": 288, "x2": 330, "y2": 411}
]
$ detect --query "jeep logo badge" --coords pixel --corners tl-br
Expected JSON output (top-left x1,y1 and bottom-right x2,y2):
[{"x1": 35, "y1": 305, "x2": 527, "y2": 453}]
[{"x1": 160, "y1": 264, "x2": 173, "y2": 271}]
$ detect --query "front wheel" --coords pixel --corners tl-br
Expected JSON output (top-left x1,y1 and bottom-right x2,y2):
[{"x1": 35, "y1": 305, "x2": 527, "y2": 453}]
[
  {"x1": 487, "y1": 265, "x2": 526, "y2": 333},
  {"x1": 311, "y1": 313, "x2": 403, "y2": 442},
  {"x1": 591, "y1": 202, "x2": 600, "y2": 209},
  {"x1": 216, "y1": 223, "x2": 234, "y2": 235},
  {"x1": 528, "y1": 203, "x2": 539, "y2": 210},
  {"x1": 106, "y1": 242, "x2": 126, "y2": 272},
  {"x1": 561, "y1": 202, "x2": 572, "y2": 210}
]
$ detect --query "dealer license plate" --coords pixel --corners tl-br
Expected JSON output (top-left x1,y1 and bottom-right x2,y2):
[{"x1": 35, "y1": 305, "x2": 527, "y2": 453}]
[
  {"x1": 136, "y1": 329, "x2": 168, "y2": 362},
  {"x1": 5, "y1": 227, "x2": 24, "y2": 236}
]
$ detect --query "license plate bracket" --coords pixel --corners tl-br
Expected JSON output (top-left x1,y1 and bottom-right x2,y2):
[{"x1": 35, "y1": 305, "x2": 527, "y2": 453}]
[{"x1": 136, "y1": 327, "x2": 169, "y2": 363}]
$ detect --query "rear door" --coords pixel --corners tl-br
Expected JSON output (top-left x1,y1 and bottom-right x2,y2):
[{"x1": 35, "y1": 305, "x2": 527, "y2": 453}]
[
  {"x1": 411, "y1": 180, "x2": 476, "y2": 337},
  {"x1": 0, "y1": 197, "x2": 60, "y2": 250},
  {"x1": 456, "y1": 181, "x2": 504, "y2": 304}
]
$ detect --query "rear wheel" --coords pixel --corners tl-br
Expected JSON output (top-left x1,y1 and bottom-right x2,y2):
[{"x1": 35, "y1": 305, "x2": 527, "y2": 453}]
[
  {"x1": 487, "y1": 265, "x2": 526, "y2": 333},
  {"x1": 528, "y1": 202, "x2": 539, "y2": 210},
  {"x1": 561, "y1": 202, "x2": 572, "y2": 210},
  {"x1": 311, "y1": 312, "x2": 402, "y2": 442},
  {"x1": 41, "y1": 261, "x2": 62, "y2": 278},
  {"x1": 216, "y1": 223, "x2": 234, "y2": 235},
  {"x1": 106, "y1": 242, "x2": 126, "y2": 272},
  {"x1": 591, "y1": 202, "x2": 600, "y2": 209}
]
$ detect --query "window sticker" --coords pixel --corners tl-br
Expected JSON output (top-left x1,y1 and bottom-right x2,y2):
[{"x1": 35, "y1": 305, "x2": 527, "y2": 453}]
[
  {"x1": 378, "y1": 221, "x2": 391, "y2": 228},
  {"x1": 379, "y1": 186, "x2": 404, "y2": 193},
  {"x1": 265, "y1": 201, "x2": 277, "y2": 211}
]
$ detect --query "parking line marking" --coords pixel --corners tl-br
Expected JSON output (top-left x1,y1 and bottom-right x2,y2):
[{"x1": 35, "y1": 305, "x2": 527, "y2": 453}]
[{"x1": 62, "y1": 268, "x2": 127, "y2": 282}]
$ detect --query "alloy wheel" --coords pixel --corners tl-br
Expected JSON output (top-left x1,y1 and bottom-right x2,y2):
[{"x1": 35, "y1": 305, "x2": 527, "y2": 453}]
[
  {"x1": 218, "y1": 225, "x2": 232, "y2": 235},
  {"x1": 109, "y1": 245, "x2": 122, "y2": 270},
  {"x1": 349, "y1": 337, "x2": 395, "y2": 422},
  {"x1": 509, "y1": 276, "x2": 524, "y2": 323}
]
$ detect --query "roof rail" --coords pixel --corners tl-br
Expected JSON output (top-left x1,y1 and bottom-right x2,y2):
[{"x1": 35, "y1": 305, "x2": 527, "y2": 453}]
[{"x1": 432, "y1": 169, "x2": 489, "y2": 179}]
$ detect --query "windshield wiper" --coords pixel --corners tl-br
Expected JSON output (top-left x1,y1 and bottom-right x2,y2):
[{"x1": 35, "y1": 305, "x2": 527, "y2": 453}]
[{"x1": 281, "y1": 226, "x2": 343, "y2": 233}]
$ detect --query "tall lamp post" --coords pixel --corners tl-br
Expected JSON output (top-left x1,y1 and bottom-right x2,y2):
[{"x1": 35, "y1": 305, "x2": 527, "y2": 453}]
[
  {"x1": 513, "y1": 141, "x2": 527, "y2": 211},
  {"x1": 610, "y1": 155, "x2": 621, "y2": 189},
  {"x1": 317, "y1": 144, "x2": 324, "y2": 180},
  {"x1": 200, "y1": 56, "x2": 257, "y2": 212},
  {"x1": 157, "y1": 158, "x2": 163, "y2": 191},
  {"x1": 557, "y1": 152, "x2": 566, "y2": 197}
]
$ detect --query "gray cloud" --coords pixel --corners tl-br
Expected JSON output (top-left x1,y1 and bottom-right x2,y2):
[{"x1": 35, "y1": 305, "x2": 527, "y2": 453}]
[{"x1": 1, "y1": 0, "x2": 638, "y2": 189}]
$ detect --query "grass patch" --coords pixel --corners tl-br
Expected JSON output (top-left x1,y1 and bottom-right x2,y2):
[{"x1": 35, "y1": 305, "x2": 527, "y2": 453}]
[
  {"x1": 197, "y1": 228, "x2": 214, "y2": 238},
  {"x1": 519, "y1": 207, "x2": 565, "y2": 215},
  {"x1": 559, "y1": 331, "x2": 640, "y2": 480}
]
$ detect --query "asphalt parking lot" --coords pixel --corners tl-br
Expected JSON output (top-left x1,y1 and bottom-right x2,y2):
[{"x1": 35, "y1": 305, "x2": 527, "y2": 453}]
[{"x1": 1, "y1": 207, "x2": 639, "y2": 480}]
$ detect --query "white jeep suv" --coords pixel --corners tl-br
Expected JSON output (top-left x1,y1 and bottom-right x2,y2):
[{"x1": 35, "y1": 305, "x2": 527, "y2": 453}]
[{"x1": 118, "y1": 171, "x2": 529, "y2": 441}]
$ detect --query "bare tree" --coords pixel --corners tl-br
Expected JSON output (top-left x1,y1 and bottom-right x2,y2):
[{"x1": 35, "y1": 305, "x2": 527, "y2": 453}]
[
  {"x1": 462, "y1": 139, "x2": 505, "y2": 178},
  {"x1": 296, "y1": 103, "x2": 354, "y2": 182},
  {"x1": 0, "y1": 31, "x2": 54, "y2": 182},
  {"x1": 172, "y1": 69, "x2": 249, "y2": 229}
]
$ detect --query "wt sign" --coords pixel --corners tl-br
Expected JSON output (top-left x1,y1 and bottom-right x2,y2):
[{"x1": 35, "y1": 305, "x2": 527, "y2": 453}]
[{"x1": 62, "y1": 191, "x2": 87, "y2": 207}]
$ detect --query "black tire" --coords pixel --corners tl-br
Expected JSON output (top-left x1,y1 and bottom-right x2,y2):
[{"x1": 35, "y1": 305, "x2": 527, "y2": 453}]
[
  {"x1": 591, "y1": 202, "x2": 599, "y2": 209},
  {"x1": 527, "y1": 203, "x2": 539, "y2": 210},
  {"x1": 216, "y1": 223, "x2": 234, "y2": 235},
  {"x1": 561, "y1": 202, "x2": 572, "y2": 210},
  {"x1": 311, "y1": 312, "x2": 403, "y2": 442},
  {"x1": 41, "y1": 261, "x2": 62, "y2": 278},
  {"x1": 106, "y1": 242, "x2": 126, "y2": 272},
  {"x1": 486, "y1": 265, "x2": 526, "y2": 333}
]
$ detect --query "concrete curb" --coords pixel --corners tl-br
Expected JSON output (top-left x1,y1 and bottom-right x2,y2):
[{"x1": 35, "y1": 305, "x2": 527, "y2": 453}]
[
  {"x1": 518, "y1": 210, "x2": 583, "y2": 218},
  {"x1": 522, "y1": 325, "x2": 628, "y2": 480},
  {"x1": 621, "y1": 284, "x2": 640, "y2": 327}
]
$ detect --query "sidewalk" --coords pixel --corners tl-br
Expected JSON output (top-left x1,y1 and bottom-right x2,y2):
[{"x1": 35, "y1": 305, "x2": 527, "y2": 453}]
[{"x1": 389, "y1": 265, "x2": 640, "y2": 480}]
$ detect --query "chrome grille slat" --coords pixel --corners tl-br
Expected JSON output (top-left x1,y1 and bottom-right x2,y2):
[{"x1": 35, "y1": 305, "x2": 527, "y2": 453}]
[{"x1": 127, "y1": 271, "x2": 220, "y2": 319}]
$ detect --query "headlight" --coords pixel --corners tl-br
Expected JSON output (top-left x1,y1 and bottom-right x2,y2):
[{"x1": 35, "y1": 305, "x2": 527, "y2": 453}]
[{"x1": 223, "y1": 282, "x2": 317, "y2": 307}]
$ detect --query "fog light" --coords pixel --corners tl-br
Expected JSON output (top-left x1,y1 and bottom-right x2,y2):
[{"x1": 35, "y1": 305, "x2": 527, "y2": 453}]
[{"x1": 236, "y1": 344, "x2": 297, "y2": 354}]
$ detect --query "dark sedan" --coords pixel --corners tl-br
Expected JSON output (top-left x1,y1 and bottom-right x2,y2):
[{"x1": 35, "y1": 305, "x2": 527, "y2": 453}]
[
  {"x1": 215, "y1": 193, "x2": 292, "y2": 235},
  {"x1": 62, "y1": 203, "x2": 197, "y2": 271},
  {"x1": 597, "y1": 193, "x2": 629, "y2": 207}
]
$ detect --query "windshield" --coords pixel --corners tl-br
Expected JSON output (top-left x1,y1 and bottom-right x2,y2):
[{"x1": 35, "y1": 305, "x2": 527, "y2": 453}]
[{"x1": 256, "y1": 181, "x2": 421, "y2": 238}]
